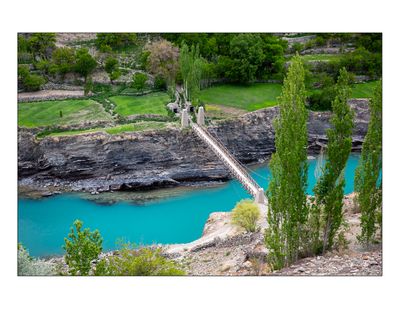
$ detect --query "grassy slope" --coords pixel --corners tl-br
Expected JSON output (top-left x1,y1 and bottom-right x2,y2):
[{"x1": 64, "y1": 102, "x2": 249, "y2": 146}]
[
  {"x1": 42, "y1": 121, "x2": 171, "y2": 137},
  {"x1": 199, "y1": 83, "x2": 282, "y2": 111},
  {"x1": 351, "y1": 81, "x2": 380, "y2": 98},
  {"x1": 110, "y1": 92, "x2": 169, "y2": 116},
  {"x1": 18, "y1": 99, "x2": 112, "y2": 128}
]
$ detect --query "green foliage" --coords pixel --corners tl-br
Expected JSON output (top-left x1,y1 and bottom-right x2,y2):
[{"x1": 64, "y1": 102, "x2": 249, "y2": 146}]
[
  {"x1": 179, "y1": 43, "x2": 204, "y2": 102},
  {"x1": 291, "y1": 42, "x2": 304, "y2": 54},
  {"x1": 84, "y1": 77, "x2": 93, "y2": 95},
  {"x1": 356, "y1": 33, "x2": 382, "y2": 53},
  {"x1": 131, "y1": 72, "x2": 148, "y2": 93},
  {"x1": 104, "y1": 57, "x2": 118, "y2": 73},
  {"x1": 231, "y1": 199, "x2": 260, "y2": 232},
  {"x1": 265, "y1": 54, "x2": 309, "y2": 270},
  {"x1": 75, "y1": 48, "x2": 97, "y2": 81},
  {"x1": 340, "y1": 48, "x2": 382, "y2": 78},
  {"x1": 355, "y1": 81, "x2": 382, "y2": 246},
  {"x1": 52, "y1": 47, "x2": 76, "y2": 76},
  {"x1": 221, "y1": 33, "x2": 264, "y2": 83},
  {"x1": 313, "y1": 68, "x2": 354, "y2": 253},
  {"x1": 18, "y1": 243, "x2": 55, "y2": 276},
  {"x1": 104, "y1": 57, "x2": 120, "y2": 83},
  {"x1": 18, "y1": 64, "x2": 46, "y2": 91},
  {"x1": 94, "y1": 245, "x2": 185, "y2": 276},
  {"x1": 18, "y1": 64, "x2": 30, "y2": 80},
  {"x1": 308, "y1": 74, "x2": 336, "y2": 110},
  {"x1": 96, "y1": 33, "x2": 137, "y2": 51},
  {"x1": 63, "y1": 220, "x2": 103, "y2": 276},
  {"x1": 23, "y1": 73, "x2": 46, "y2": 91},
  {"x1": 154, "y1": 75, "x2": 167, "y2": 90},
  {"x1": 27, "y1": 33, "x2": 56, "y2": 59}
]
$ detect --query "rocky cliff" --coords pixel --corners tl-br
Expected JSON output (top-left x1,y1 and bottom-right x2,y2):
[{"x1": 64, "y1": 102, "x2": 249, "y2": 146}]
[{"x1": 18, "y1": 99, "x2": 370, "y2": 194}]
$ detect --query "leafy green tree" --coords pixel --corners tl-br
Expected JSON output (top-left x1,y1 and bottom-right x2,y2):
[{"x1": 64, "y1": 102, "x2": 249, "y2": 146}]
[
  {"x1": 355, "y1": 80, "x2": 382, "y2": 246},
  {"x1": 258, "y1": 34, "x2": 287, "y2": 79},
  {"x1": 313, "y1": 68, "x2": 354, "y2": 254},
  {"x1": 23, "y1": 74, "x2": 46, "y2": 91},
  {"x1": 52, "y1": 47, "x2": 76, "y2": 77},
  {"x1": 132, "y1": 72, "x2": 148, "y2": 93},
  {"x1": 222, "y1": 33, "x2": 264, "y2": 83},
  {"x1": 27, "y1": 33, "x2": 56, "y2": 59},
  {"x1": 94, "y1": 245, "x2": 185, "y2": 276},
  {"x1": 231, "y1": 199, "x2": 260, "y2": 232},
  {"x1": 63, "y1": 220, "x2": 103, "y2": 276},
  {"x1": 104, "y1": 57, "x2": 120, "y2": 84},
  {"x1": 265, "y1": 54, "x2": 309, "y2": 270},
  {"x1": 75, "y1": 48, "x2": 97, "y2": 82}
]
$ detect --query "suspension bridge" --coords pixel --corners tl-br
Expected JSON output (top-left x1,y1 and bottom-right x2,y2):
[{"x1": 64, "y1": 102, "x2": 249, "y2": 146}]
[{"x1": 178, "y1": 92, "x2": 267, "y2": 205}]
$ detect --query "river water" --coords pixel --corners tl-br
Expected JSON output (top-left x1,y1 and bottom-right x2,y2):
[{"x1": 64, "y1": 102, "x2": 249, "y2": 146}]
[{"x1": 18, "y1": 154, "x2": 360, "y2": 257}]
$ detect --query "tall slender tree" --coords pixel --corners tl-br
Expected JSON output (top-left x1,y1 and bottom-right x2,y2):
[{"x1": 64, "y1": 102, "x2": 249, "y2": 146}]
[
  {"x1": 179, "y1": 43, "x2": 203, "y2": 102},
  {"x1": 313, "y1": 68, "x2": 354, "y2": 254},
  {"x1": 265, "y1": 54, "x2": 309, "y2": 270},
  {"x1": 355, "y1": 80, "x2": 382, "y2": 246}
]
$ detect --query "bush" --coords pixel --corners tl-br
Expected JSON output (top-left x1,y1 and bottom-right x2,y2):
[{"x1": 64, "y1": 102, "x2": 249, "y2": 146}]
[
  {"x1": 23, "y1": 74, "x2": 46, "y2": 91},
  {"x1": 231, "y1": 199, "x2": 260, "y2": 232},
  {"x1": 18, "y1": 244, "x2": 55, "y2": 276},
  {"x1": 132, "y1": 72, "x2": 148, "y2": 93},
  {"x1": 63, "y1": 219, "x2": 103, "y2": 276},
  {"x1": 94, "y1": 244, "x2": 185, "y2": 276},
  {"x1": 154, "y1": 75, "x2": 167, "y2": 90}
]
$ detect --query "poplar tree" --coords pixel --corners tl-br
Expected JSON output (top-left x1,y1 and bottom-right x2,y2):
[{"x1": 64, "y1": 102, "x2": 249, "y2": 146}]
[
  {"x1": 313, "y1": 68, "x2": 354, "y2": 254},
  {"x1": 179, "y1": 43, "x2": 203, "y2": 102},
  {"x1": 355, "y1": 80, "x2": 382, "y2": 246},
  {"x1": 265, "y1": 54, "x2": 309, "y2": 269}
]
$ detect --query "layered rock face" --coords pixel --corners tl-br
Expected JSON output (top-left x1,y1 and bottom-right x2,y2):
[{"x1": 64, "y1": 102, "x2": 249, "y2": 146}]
[{"x1": 18, "y1": 99, "x2": 370, "y2": 193}]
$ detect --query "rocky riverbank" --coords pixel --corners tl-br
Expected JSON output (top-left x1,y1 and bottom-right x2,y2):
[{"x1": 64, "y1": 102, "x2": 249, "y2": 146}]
[
  {"x1": 18, "y1": 99, "x2": 370, "y2": 197},
  {"x1": 165, "y1": 193, "x2": 382, "y2": 276}
]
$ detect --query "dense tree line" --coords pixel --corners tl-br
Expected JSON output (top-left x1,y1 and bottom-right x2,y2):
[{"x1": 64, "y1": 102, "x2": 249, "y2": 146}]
[{"x1": 162, "y1": 33, "x2": 287, "y2": 84}]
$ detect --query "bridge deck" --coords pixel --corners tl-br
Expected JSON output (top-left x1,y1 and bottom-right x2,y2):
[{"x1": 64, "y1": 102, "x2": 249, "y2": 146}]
[{"x1": 191, "y1": 122, "x2": 265, "y2": 203}]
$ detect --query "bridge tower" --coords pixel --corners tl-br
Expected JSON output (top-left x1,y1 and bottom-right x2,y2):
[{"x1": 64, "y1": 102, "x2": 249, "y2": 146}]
[
  {"x1": 181, "y1": 108, "x2": 189, "y2": 128},
  {"x1": 197, "y1": 106, "x2": 205, "y2": 126}
]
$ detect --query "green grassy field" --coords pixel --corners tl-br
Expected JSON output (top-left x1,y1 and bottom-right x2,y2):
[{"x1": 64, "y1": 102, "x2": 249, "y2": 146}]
[
  {"x1": 351, "y1": 81, "x2": 380, "y2": 98},
  {"x1": 18, "y1": 99, "x2": 113, "y2": 128},
  {"x1": 199, "y1": 83, "x2": 282, "y2": 111},
  {"x1": 110, "y1": 92, "x2": 169, "y2": 116},
  {"x1": 300, "y1": 54, "x2": 344, "y2": 62},
  {"x1": 41, "y1": 121, "x2": 171, "y2": 138}
]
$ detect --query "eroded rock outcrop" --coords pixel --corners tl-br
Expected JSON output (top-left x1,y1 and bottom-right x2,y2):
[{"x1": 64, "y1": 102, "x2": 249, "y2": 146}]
[{"x1": 18, "y1": 99, "x2": 370, "y2": 194}]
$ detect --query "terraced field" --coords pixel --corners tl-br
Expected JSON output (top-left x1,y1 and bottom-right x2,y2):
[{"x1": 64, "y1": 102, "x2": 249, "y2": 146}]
[
  {"x1": 18, "y1": 99, "x2": 113, "y2": 128},
  {"x1": 110, "y1": 92, "x2": 170, "y2": 116}
]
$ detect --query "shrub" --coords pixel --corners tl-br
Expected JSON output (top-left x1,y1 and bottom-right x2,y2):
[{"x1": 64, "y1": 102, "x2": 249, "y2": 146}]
[
  {"x1": 94, "y1": 245, "x2": 185, "y2": 276},
  {"x1": 23, "y1": 74, "x2": 46, "y2": 91},
  {"x1": 18, "y1": 244, "x2": 55, "y2": 276},
  {"x1": 231, "y1": 199, "x2": 260, "y2": 232},
  {"x1": 132, "y1": 72, "x2": 148, "y2": 93},
  {"x1": 75, "y1": 48, "x2": 97, "y2": 82},
  {"x1": 63, "y1": 219, "x2": 103, "y2": 276},
  {"x1": 154, "y1": 75, "x2": 167, "y2": 90}
]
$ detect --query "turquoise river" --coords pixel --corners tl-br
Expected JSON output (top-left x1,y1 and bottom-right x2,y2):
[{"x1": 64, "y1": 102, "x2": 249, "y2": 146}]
[{"x1": 18, "y1": 154, "x2": 360, "y2": 257}]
